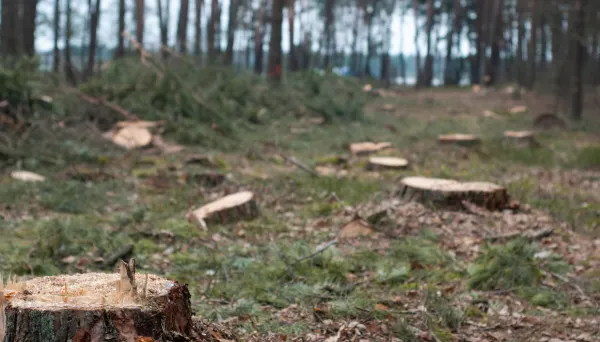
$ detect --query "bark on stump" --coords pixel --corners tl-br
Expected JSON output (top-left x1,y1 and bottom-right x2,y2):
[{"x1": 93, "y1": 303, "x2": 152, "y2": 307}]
[
  {"x1": 188, "y1": 191, "x2": 259, "y2": 229},
  {"x1": 437, "y1": 134, "x2": 481, "y2": 147},
  {"x1": 1, "y1": 266, "x2": 193, "y2": 341},
  {"x1": 399, "y1": 176, "x2": 509, "y2": 211},
  {"x1": 366, "y1": 157, "x2": 409, "y2": 171}
]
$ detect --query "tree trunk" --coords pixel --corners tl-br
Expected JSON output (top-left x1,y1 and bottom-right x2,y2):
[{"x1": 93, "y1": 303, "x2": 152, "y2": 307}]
[
  {"x1": 472, "y1": 0, "x2": 486, "y2": 85},
  {"x1": 539, "y1": 12, "x2": 547, "y2": 71},
  {"x1": 486, "y1": 0, "x2": 503, "y2": 85},
  {"x1": 115, "y1": 0, "x2": 126, "y2": 58},
  {"x1": 224, "y1": 0, "x2": 237, "y2": 65},
  {"x1": 516, "y1": 0, "x2": 525, "y2": 86},
  {"x1": 85, "y1": 0, "x2": 101, "y2": 80},
  {"x1": 444, "y1": 0, "x2": 462, "y2": 85},
  {"x1": 22, "y1": 0, "x2": 38, "y2": 57},
  {"x1": 0, "y1": 0, "x2": 20, "y2": 57},
  {"x1": 323, "y1": 0, "x2": 335, "y2": 68},
  {"x1": 570, "y1": 0, "x2": 585, "y2": 120},
  {"x1": 208, "y1": 0, "x2": 219, "y2": 61},
  {"x1": 288, "y1": 0, "x2": 297, "y2": 71},
  {"x1": 53, "y1": 0, "x2": 61, "y2": 72},
  {"x1": 177, "y1": 0, "x2": 190, "y2": 52},
  {"x1": 350, "y1": 3, "x2": 360, "y2": 76},
  {"x1": 364, "y1": 9, "x2": 374, "y2": 77},
  {"x1": 267, "y1": 0, "x2": 284, "y2": 81},
  {"x1": 526, "y1": 0, "x2": 538, "y2": 89},
  {"x1": 412, "y1": 0, "x2": 422, "y2": 87},
  {"x1": 194, "y1": 0, "x2": 203, "y2": 56},
  {"x1": 254, "y1": 0, "x2": 266, "y2": 74},
  {"x1": 423, "y1": 0, "x2": 434, "y2": 87},
  {"x1": 135, "y1": 0, "x2": 145, "y2": 45},
  {"x1": 64, "y1": 0, "x2": 76, "y2": 85}
]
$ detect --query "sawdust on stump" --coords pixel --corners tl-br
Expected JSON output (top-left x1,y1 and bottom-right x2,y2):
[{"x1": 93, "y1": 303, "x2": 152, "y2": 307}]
[
  {"x1": 399, "y1": 176, "x2": 509, "y2": 211},
  {"x1": 437, "y1": 134, "x2": 481, "y2": 147},
  {"x1": 366, "y1": 157, "x2": 409, "y2": 171},
  {"x1": 188, "y1": 191, "x2": 259, "y2": 229},
  {"x1": 349, "y1": 142, "x2": 392, "y2": 156}
]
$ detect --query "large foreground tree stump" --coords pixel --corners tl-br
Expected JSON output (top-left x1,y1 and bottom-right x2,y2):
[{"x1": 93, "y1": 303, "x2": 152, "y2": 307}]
[
  {"x1": 188, "y1": 191, "x2": 259, "y2": 229},
  {"x1": 366, "y1": 157, "x2": 409, "y2": 171},
  {"x1": 437, "y1": 134, "x2": 481, "y2": 147},
  {"x1": 399, "y1": 176, "x2": 509, "y2": 210},
  {"x1": 1, "y1": 263, "x2": 193, "y2": 341}
]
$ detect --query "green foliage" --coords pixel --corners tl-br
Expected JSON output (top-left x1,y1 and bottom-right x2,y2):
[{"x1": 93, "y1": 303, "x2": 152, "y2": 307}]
[
  {"x1": 391, "y1": 320, "x2": 420, "y2": 342},
  {"x1": 424, "y1": 289, "x2": 463, "y2": 330},
  {"x1": 468, "y1": 239, "x2": 541, "y2": 291},
  {"x1": 576, "y1": 146, "x2": 600, "y2": 168},
  {"x1": 0, "y1": 57, "x2": 40, "y2": 115}
]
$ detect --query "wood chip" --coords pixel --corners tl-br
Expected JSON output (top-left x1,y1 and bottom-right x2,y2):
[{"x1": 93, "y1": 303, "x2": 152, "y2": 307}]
[{"x1": 10, "y1": 170, "x2": 45, "y2": 182}]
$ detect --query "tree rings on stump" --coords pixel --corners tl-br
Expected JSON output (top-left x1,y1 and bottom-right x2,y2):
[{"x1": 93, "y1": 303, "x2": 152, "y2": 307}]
[
  {"x1": 366, "y1": 157, "x2": 409, "y2": 171},
  {"x1": 1, "y1": 272, "x2": 193, "y2": 342},
  {"x1": 111, "y1": 126, "x2": 153, "y2": 150},
  {"x1": 399, "y1": 176, "x2": 509, "y2": 211},
  {"x1": 188, "y1": 191, "x2": 259, "y2": 228},
  {"x1": 349, "y1": 142, "x2": 392, "y2": 156},
  {"x1": 437, "y1": 134, "x2": 481, "y2": 147}
]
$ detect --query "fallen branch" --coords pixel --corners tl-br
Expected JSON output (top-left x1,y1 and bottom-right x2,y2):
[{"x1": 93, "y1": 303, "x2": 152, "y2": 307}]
[
  {"x1": 75, "y1": 90, "x2": 139, "y2": 121},
  {"x1": 296, "y1": 239, "x2": 337, "y2": 263},
  {"x1": 280, "y1": 153, "x2": 319, "y2": 177},
  {"x1": 483, "y1": 227, "x2": 553, "y2": 243}
]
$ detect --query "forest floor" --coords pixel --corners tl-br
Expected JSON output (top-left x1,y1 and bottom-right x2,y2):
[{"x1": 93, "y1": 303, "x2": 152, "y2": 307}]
[{"x1": 2, "y1": 84, "x2": 600, "y2": 341}]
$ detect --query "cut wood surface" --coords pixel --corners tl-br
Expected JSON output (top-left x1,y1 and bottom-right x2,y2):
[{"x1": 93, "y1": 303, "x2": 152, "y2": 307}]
[
  {"x1": 503, "y1": 130, "x2": 538, "y2": 148},
  {"x1": 437, "y1": 134, "x2": 481, "y2": 146},
  {"x1": 10, "y1": 171, "x2": 45, "y2": 182},
  {"x1": 1, "y1": 270, "x2": 193, "y2": 341},
  {"x1": 367, "y1": 157, "x2": 409, "y2": 171},
  {"x1": 188, "y1": 191, "x2": 259, "y2": 228},
  {"x1": 399, "y1": 176, "x2": 509, "y2": 210},
  {"x1": 349, "y1": 142, "x2": 392, "y2": 155},
  {"x1": 115, "y1": 120, "x2": 163, "y2": 129},
  {"x1": 111, "y1": 126, "x2": 153, "y2": 149}
]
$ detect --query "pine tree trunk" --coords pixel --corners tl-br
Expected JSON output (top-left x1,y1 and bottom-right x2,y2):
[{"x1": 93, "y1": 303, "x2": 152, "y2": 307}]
[
  {"x1": 364, "y1": 9, "x2": 374, "y2": 77},
  {"x1": 350, "y1": 3, "x2": 360, "y2": 76},
  {"x1": 177, "y1": 0, "x2": 190, "y2": 52},
  {"x1": 224, "y1": 0, "x2": 237, "y2": 65},
  {"x1": 486, "y1": 0, "x2": 503, "y2": 85},
  {"x1": 254, "y1": 0, "x2": 266, "y2": 74},
  {"x1": 64, "y1": 0, "x2": 76, "y2": 85},
  {"x1": 208, "y1": 0, "x2": 219, "y2": 61},
  {"x1": 288, "y1": 0, "x2": 297, "y2": 71},
  {"x1": 114, "y1": 0, "x2": 125, "y2": 58},
  {"x1": 135, "y1": 0, "x2": 145, "y2": 45},
  {"x1": 0, "y1": 0, "x2": 20, "y2": 58},
  {"x1": 444, "y1": 0, "x2": 461, "y2": 85},
  {"x1": 22, "y1": 0, "x2": 38, "y2": 57},
  {"x1": 539, "y1": 13, "x2": 547, "y2": 70},
  {"x1": 516, "y1": 0, "x2": 525, "y2": 86},
  {"x1": 570, "y1": 0, "x2": 585, "y2": 120},
  {"x1": 194, "y1": 0, "x2": 203, "y2": 56},
  {"x1": 526, "y1": 0, "x2": 538, "y2": 89},
  {"x1": 157, "y1": 0, "x2": 170, "y2": 58},
  {"x1": 85, "y1": 0, "x2": 101, "y2": 80},
  {"x1": 412, "y1": 0, "x2": 422, "y2": 87},
  {"x1": 268, "y1": 0, "x2": 284, "y2": 81},
  {"x1": 53, "y1": 0, "x2": 61, "y2": 72},
  {"x1": 323, "y1": 0, "x2": 335, "y2": 68},
  {"x1": 423, "y1": 0, "x2": 434, "y2": 87},
  {"x1": 472, "y1": 0, "x2": 486, "y2": 85}
]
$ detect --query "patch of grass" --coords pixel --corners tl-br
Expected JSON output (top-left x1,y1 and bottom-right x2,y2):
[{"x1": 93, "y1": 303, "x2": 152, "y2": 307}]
[
  {"x1": 424, "y1": 289, "x2": 463, "y2": 330},
  {"x1": 518, "y1": 287, "x2": 568, "y2": 309},
  {"x1": 391, "y1": 320, "x2": 420, "y2": 342},
  {"x1": 468, "y1": 239, "x2": 541, "y2": 291},
  {"x1": 576, "y1": 146, "x2": 600, "y2": 169}
]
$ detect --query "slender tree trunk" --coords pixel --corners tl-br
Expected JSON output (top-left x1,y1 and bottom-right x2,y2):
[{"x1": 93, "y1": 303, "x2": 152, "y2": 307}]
[
  {"x1": 473, "y1": 0, "x2": 485, "y2": 84},
  {"x1": 570, "y1": 0, "x2": 585, "y2": 120},
  {"x1": 288, "y1": 0, "x2": 296, "y2": 71},
  {"x1": 539, "y1": 13, "x2": 547, "y2": 71},
  {"x1": 444, "y1": 0, "x2": 462, "y2": 85},
  {"x1": 85, "y1": 0, "x2": 101, "y2": 79},
  {"x1": 22, "y1": 0, "x2": 38, "y2": 56},
  {"x1": 0, "y1": 0, "x2": 20, "y2": 57},
  {"x1": 364, "y1": 10, "x2": 374, "y2": 77},
  {"x1": 526, "y1": 0, "x2": 538, "y2": 89},
  {"x1": 423, "y1": 0, "x2": 434, "y2": 87},
  {"x1": 323, "y1": 0, "x2": 335, "y2": 68},
  {"x1": 224, "y1": 0, "x2": 237, "y2": 65},
  {"x1": 350, "y1": 3, "x2": 360, "y2": 76},
  {"x1": 64, "y1": 0, "x2": 76, "y2": 85},
  {"x1": 177, "y1": 0, "x2": 190, "y2": 52},
  {"x1": 267, "y1": 0, "x2": 284, "y2": 81},
  {"x1": 53, "y1": 0, "x2": 61, "y2": 72},
  {"x1": 194, "y1": 0, "x2": 203, "y2": 56},
  {"x1": 115, "y1": 0, "x2": 126, "y2": 58},
  {"x1": 136, "y1": 0, "x2": 145, "y2": 45},
  {"x1": 486, "y1": 0, "x2": 503, "y2": 85},
  {"x1": 208, "y1": 0, "x2": 219, "y2": 61},
  {"x1": 254, "y1": 0, "x2": 266, "y2": 73},
  {"x1": 412, "y1": 0, "x2": 422, "y2": 87}
]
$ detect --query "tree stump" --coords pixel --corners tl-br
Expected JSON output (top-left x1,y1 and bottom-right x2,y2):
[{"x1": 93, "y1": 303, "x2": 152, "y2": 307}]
[
  {"x1": 437, "y1": 134, "x2": 481, "y2": 147},
  {"x1": 366, "y1": 157, "x2": 409, "y2": 171},
  {"x1": 188, "y1": 191, "x2": 259, "y2": 229},
  {"x1": 503, "y1": 130, "x2": 539, "y2": 148},
  {"x1": 533, "y1": 113, "x2": 567, "y2": 130},
  {"x1": 1, "y1": 261, "x2": 194, "y2": 342},
  {"x1": 399, "y1": 176, "x2": 509, "y2": 211},
  {"x1": 349, "y1": 142, "x2": 392, "y2": 156}
]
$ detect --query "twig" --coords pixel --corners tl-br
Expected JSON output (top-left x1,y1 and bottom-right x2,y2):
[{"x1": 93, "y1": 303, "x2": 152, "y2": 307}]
[
  {"x1": 483, "y1": 227, "x2": 553, "y2": 242},
  {"x1": 279, "y1": 153, "x2": 319, "y2": 177},
  {"x1": 295, "y1": 239, "x2": 338, "y2": 263}
]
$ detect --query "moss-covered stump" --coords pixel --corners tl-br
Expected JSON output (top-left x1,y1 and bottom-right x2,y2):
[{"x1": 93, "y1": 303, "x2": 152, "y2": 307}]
[
  {"x1": 399, "y1": 176, "x2": 509, "y2": 211},
  {"x1": 1, "y1": 272, "x2": 193, "y2": 341},
  {"x1": 437, "y1": 134, "x2": 481, "y2": 147},
  {"x1": 188, "y1": 191, "x2": 259, "y2": 229}
]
